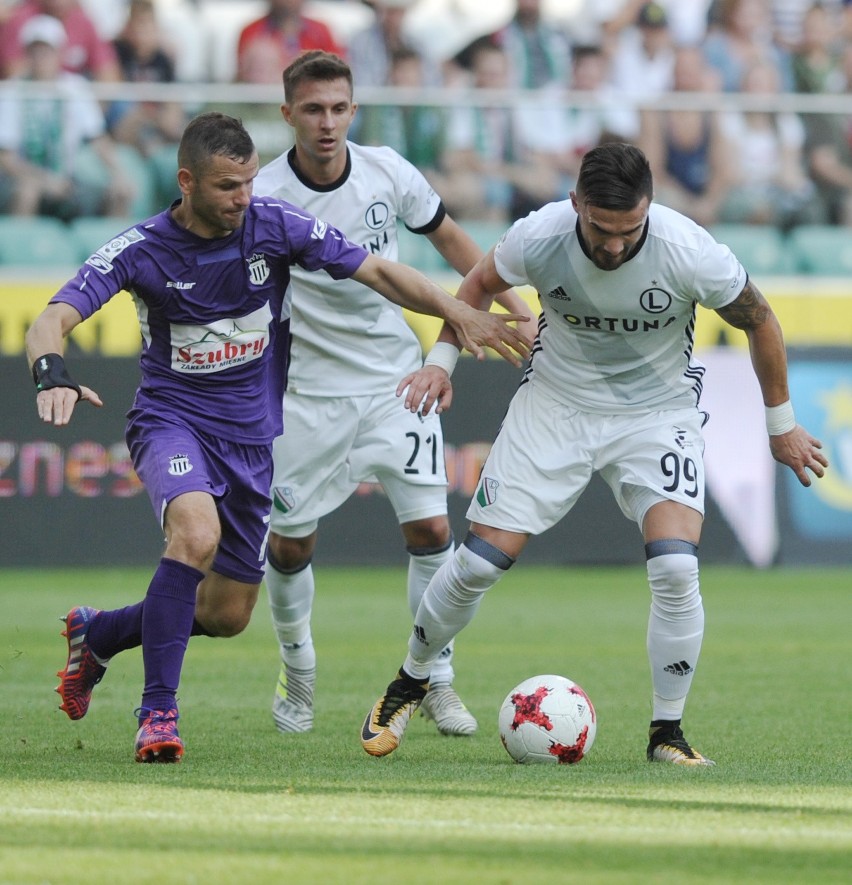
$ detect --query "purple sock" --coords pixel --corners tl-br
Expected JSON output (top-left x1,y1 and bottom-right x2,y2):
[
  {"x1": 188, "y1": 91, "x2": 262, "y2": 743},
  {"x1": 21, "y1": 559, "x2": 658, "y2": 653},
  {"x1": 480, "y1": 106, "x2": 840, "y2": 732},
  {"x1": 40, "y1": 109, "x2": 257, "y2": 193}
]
[
  {"x1": 87, "y1": 602, "x2": 144, "y2": 659},
  {"x1": 87, "y1": 605, "x2": 211, "y2": 659},
  {"x1": 139, "y1": 557, "x2": 203, "y2": 715}
]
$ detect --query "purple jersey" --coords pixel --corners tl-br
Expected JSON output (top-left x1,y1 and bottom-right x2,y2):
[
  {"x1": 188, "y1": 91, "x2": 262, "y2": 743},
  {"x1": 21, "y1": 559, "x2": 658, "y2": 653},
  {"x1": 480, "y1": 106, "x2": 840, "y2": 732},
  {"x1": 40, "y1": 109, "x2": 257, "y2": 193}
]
[{"x1": 51, "y1": 199, "x2": 368, "y2": 444}]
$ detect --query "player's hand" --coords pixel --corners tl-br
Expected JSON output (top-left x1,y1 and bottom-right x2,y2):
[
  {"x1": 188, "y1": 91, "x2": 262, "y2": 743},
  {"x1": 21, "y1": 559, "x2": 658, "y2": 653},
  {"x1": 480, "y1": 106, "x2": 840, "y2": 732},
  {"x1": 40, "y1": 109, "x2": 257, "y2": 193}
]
[
  {"x1": 36, "y1": 384, "x2": 103, "y2": 426},
  {"x1": 768, "y1": 425, "x2": 828, "y2": 487},
  {"x1": 447, "y1": 304, "x2": 531, "y2": 366},
  {"x1": 515, "y1": 314, "x2": 538, "y2": 350},
  {"x1": 397, "y1": 365, "x2": 453, "y2": 415}
]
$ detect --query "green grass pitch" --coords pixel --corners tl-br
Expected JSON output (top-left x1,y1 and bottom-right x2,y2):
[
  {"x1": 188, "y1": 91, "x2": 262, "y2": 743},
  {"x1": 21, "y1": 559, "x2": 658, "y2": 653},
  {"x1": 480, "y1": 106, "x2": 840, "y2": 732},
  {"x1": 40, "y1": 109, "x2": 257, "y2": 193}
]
[{"x1": 1, "y1": 565, "x2": 850, "y2": 884}]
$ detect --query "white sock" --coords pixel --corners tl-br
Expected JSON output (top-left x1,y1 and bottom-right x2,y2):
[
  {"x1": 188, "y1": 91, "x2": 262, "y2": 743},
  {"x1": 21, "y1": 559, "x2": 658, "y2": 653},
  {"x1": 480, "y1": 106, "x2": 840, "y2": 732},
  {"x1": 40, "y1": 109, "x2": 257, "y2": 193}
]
[
  {"x1": 265, "y1": 559, "x2": 316, "y2": 671},
  {"x1": 404, "y1": 536, "x2": 512, "y2": 680},
  {"x1": 646, "y1": 550, "x2": 703, "y2": 721},
  {"x1": 407, "y1": 541, "x2": 455, "y2": 685}
]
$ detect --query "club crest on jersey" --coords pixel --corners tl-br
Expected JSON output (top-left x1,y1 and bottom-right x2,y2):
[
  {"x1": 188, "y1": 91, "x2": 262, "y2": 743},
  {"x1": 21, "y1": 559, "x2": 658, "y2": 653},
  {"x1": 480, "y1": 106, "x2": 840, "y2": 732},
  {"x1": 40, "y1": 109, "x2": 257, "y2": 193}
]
[
  {"x1": 273, "y1": 486, "x2": 296, "y2": 513},
  {"x1": 639, "y1": 287, "x2": 672, "y2": 314},
  {"x1": 476, "y1": 476, "x2": 499, "y2": 507},
  {"x1": 167, "y1": 454, "x2": 193, "y2": 476},
  {"x1": 365, "y1": 201, "x2": 390, "y2": 230},
  {"x1": 247, "y1": 253, "x2": 270, "y2": 286}
]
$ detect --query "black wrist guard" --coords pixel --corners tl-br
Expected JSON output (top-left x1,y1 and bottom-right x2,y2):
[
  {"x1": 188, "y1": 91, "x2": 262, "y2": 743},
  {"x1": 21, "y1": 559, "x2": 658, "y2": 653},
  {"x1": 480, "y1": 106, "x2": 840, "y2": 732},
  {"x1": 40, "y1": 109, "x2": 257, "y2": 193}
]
[{"x1": 32, "y1": 353, "x2": 82, "y2": 399}]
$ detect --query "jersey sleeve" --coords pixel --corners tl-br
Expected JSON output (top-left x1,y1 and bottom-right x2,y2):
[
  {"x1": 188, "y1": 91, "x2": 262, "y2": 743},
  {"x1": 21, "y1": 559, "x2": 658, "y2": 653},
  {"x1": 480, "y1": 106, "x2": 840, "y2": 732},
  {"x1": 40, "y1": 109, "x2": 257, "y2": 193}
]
[
  {"x1": 394, "y1": 152, "x2": 443, "y2": 232},
  {"x1": 287, "y1": 209, "x2": 369, "y2": 280},
  {"x1": 48, "y1": 228, "x2": 140, "y2": 319},
  {"x1": 692, "y1": 228, "x2": 747, "y2": 311},
  {"x1": 493, "y1": 219, "x2": 529, "y2": 287}
]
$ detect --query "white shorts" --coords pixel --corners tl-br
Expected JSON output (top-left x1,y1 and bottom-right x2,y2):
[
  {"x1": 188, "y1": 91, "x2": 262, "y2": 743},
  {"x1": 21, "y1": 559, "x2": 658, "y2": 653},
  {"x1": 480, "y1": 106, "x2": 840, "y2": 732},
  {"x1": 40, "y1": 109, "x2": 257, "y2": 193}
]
[
  {"x1": 270, "y1": 390, "x2": 448, "y2": 537},
  {"x1": 467, "y1": 381, "x2": 706, "y2": 535}
]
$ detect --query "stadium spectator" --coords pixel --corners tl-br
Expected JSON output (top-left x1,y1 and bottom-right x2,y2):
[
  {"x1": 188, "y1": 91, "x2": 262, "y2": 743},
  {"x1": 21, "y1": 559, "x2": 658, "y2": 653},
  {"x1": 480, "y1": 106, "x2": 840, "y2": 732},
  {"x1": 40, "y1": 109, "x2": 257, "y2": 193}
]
[
  {"x1": 607, "y1": 2, "x2": 676, "y2": 101},
  {"x1": 254, "y1": 50, "x2": 535, "y2": 736},
  {"x1": 348, "y1": 0, "x2": 439, "y2": 87},
  {"x1": 716, "y1": 57, "x2": 822, "y2": 228},
  {"x1": 452, "y1": 0, "x2": 571, "y2": 90},
  {"x1": 0, "y1": 0, "x2": 120, "y2": 81},
  {"x1": 356, "y1": 46, "x2": 449, "y2": 191},
  {"x1": 108, "y1": 0, "x2": 186, "y2": 207},
  {"x1": 236, "y1": 0, "x2": 345, "y2": 85},
  {"x1": 359, "y1": 141, "x2": 828, "y2": 765},
  {"x1": 30, "y1": 110, "x2": 529, "y2": 764},
  {"x1": 638, "y1": 45, "x2": 734, "y2": 227},
  {"x1": 441, "y1": 39, "x2": 564, "y2": 222},
  {"x1": 602, "y1": 0, "x2": 714, "y2": 48},
  {"x1": 0, "y1": 14, "x2": 135, "y2": 219},
  {"x1": 548, "y1": 43, "x2": 640, "y2": 193},
  {"x1": 236, "y1": 33, "x2": 287, "y2": 84},
  {"x1": 791, "y1": 1, "x2": 846, "y2": 94},
  {"x1": 702, "y1": 0, "x2": 794, "y2": 92},
  {"x1": 802, "y1": 39, "x2": 852, "y2": 224},
  {"x1": 769, "y1": 0, "x2": 846, "y2": 50}
]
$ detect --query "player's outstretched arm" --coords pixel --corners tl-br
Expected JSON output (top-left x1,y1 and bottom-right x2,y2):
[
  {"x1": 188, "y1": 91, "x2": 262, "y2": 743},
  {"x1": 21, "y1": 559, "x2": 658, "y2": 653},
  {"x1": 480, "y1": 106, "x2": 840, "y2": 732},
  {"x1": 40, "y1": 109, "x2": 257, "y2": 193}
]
[
  {"x1": 399, "y1": 252, "x2": 532, "y2": 415},
  {"x1": 716, "y1": 281, "x2": 828, "y2": 487},
  {"x1": 351, "y1": 254, "x2": 530, "y2": 365},
  {"x1": 25, "y1": 303, "x2": 103, "y2": 426},
  {"x1": 427, "y1": 216, "x2": 537, "y2": 349}
]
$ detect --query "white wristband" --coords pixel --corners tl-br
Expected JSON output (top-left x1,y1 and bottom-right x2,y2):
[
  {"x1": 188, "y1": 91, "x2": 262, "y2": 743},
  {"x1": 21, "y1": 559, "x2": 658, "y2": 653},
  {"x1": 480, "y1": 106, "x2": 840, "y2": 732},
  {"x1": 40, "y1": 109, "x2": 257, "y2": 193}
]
[
  {"x1": 423, "y1": 341, "x2": 460, "y2": 377},
  {"x1": 765, "y1": 401, "x2": 796, "y2": 436}
]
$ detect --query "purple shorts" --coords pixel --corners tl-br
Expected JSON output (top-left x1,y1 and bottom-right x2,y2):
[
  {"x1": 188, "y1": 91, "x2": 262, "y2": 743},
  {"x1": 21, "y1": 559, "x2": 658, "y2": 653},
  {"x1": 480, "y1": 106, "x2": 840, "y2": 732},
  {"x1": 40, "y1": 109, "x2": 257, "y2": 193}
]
[{"x1": 127, "y1": 410, "x2": 272, "y2": 584}]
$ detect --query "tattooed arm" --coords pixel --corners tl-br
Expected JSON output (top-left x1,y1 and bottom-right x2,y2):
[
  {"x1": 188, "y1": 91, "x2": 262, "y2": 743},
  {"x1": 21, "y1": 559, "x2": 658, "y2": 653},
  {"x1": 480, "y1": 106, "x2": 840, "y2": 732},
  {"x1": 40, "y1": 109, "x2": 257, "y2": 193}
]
[
  {"x1": 716, "y1": 280, "x2": 790, "y2": 406},
  {"x1": 716, "y1": 280, "x2": 828, "y2": 486}
]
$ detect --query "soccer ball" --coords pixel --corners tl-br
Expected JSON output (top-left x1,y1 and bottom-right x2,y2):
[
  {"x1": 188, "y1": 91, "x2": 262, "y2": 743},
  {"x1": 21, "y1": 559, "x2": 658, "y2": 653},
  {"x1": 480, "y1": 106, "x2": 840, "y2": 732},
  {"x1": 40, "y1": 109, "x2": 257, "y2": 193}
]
[{"x1": 498, "y1": 674, "x2": 596, "y2": 765}]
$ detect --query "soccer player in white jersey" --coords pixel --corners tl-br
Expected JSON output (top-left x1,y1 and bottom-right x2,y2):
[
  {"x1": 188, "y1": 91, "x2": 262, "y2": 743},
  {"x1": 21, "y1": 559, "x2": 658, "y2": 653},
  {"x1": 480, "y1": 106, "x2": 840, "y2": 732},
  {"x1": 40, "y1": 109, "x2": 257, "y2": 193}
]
[
  {"x1": 361, "y1": 141, "x2": 829, "y2": 764},
  {"x1": 255, "y1": 51, "x2": 535, "y2": 736}
]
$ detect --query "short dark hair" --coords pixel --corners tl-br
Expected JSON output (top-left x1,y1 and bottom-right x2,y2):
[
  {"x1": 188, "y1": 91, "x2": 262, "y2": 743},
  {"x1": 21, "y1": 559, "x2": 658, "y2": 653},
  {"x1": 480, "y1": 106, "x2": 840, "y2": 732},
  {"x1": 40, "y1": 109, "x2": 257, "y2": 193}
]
[
  {"x1": 576, "y1": 143, "x2": 653, "y2": 211},
  {"x1": 177, "y1": 112, "x2": 255, "y2": 175},
  {"x1": 283, "y1": 50, "x2": 353, "y2": 102}
]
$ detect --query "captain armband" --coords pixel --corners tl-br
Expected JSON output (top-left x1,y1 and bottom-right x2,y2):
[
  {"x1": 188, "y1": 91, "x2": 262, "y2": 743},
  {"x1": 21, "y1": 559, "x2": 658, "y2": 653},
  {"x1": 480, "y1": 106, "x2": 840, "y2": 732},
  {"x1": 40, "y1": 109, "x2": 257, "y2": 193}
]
[
  {"x1": 765, "y1": 401, "x2": 796, "y2": 436},
  {"x1": 31, "y1": 353, "x2": 82, "y2": 399},
  {"x1": 423, "y1": 341, "x2": 460, "y2": 378}
]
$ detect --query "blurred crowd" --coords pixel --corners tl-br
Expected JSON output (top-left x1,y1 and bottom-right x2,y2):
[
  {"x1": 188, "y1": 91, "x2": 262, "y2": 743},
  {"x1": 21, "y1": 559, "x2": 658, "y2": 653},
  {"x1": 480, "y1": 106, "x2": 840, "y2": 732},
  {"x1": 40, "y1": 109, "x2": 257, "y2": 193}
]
[{"x1": 2, "y1": 0, "x2": 852, "y2": 232}]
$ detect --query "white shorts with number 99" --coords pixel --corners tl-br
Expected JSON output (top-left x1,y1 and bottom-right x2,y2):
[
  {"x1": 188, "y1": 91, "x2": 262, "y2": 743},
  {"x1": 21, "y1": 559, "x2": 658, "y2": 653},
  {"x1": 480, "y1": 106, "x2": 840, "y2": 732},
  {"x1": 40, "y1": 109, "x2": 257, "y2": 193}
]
[
  {"x1": 270, "y1": 390, "x2": 448, "y2": 537},
  {"x1": 467, "y1": 381, "x2": 707, "y2": 536}
]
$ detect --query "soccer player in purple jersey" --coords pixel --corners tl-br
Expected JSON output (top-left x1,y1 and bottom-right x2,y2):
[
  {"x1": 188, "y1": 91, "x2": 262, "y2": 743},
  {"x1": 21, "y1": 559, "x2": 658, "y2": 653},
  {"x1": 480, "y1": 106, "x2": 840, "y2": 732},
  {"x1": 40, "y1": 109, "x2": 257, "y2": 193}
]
[{"x1": 25, "y1": 111, "x2": 530, "y2": 763}]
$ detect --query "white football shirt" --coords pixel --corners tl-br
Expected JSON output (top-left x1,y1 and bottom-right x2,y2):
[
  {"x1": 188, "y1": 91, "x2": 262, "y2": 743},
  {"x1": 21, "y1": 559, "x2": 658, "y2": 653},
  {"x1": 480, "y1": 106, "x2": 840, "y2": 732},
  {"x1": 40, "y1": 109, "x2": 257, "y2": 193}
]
[
  {"x1": 494, "y1": 201, "x2": 746, "y2": 413},
  {"x1": 254, "y1": 142, "x2": 443, "y2": 396}
]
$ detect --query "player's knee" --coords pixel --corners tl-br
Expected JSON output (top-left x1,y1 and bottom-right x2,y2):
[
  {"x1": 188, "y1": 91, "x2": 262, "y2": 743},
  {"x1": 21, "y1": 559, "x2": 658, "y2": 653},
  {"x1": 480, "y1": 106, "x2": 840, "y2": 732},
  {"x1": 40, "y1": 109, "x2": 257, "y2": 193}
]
[
  {"x1": 403, "y1": 515, "x2": 452, "y2": 552},
  {"x1": 215, "y1": 612, "x2": 251, "y2": 637},
  {"x1": 200, "y1": 598, "x2": 254, "y2": 637},
  {"x1": 451, "y1": 532, "x2": 515, "y2": 595},
  {"x1": 267, "y1": 531, "x2": 313, "y2": 573},
  {"x1": 645, "y1": 540, "x2": 701, "y2": 614},
  {"x1": 166, "y1": 523, "x2": 220, "y2": 571}
]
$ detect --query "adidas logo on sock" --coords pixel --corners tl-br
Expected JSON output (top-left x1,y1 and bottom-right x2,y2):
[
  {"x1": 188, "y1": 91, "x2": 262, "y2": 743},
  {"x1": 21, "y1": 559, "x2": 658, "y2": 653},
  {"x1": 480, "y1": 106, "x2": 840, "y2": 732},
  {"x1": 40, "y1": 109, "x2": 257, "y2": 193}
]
[{"x1": 664, "y1": 660, "x2": 693, "y2": 676}]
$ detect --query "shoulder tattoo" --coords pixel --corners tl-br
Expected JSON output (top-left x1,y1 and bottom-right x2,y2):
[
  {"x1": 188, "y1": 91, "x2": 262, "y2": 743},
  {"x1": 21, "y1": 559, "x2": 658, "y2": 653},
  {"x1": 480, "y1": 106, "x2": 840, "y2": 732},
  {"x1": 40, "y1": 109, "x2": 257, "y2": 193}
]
[{"x1": 715, "y1": 281, "x2": 772, "y2": 330}]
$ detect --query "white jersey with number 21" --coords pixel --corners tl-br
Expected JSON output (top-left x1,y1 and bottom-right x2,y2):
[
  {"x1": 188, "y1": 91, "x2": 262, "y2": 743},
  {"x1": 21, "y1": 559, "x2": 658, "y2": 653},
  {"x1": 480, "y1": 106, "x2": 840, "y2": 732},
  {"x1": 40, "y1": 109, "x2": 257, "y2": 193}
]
[{"x1": 254, "y1": 141, "x2": 442, "y2": 397}]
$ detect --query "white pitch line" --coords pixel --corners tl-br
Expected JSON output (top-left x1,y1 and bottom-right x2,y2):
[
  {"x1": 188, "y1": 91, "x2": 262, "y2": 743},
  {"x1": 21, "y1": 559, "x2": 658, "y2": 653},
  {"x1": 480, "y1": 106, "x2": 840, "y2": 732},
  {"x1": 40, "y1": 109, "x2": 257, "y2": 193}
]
[{"x1": 1, "y1": 805, "x2": 848, "y2": 848}]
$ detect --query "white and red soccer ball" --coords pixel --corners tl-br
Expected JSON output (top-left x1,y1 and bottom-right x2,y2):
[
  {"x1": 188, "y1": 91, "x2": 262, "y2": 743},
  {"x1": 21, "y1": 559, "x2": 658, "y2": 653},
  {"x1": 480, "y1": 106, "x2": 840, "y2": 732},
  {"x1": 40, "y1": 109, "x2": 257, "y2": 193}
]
[{"x1": 498, "y1": 674, "x2": 596, "y2": 764}]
